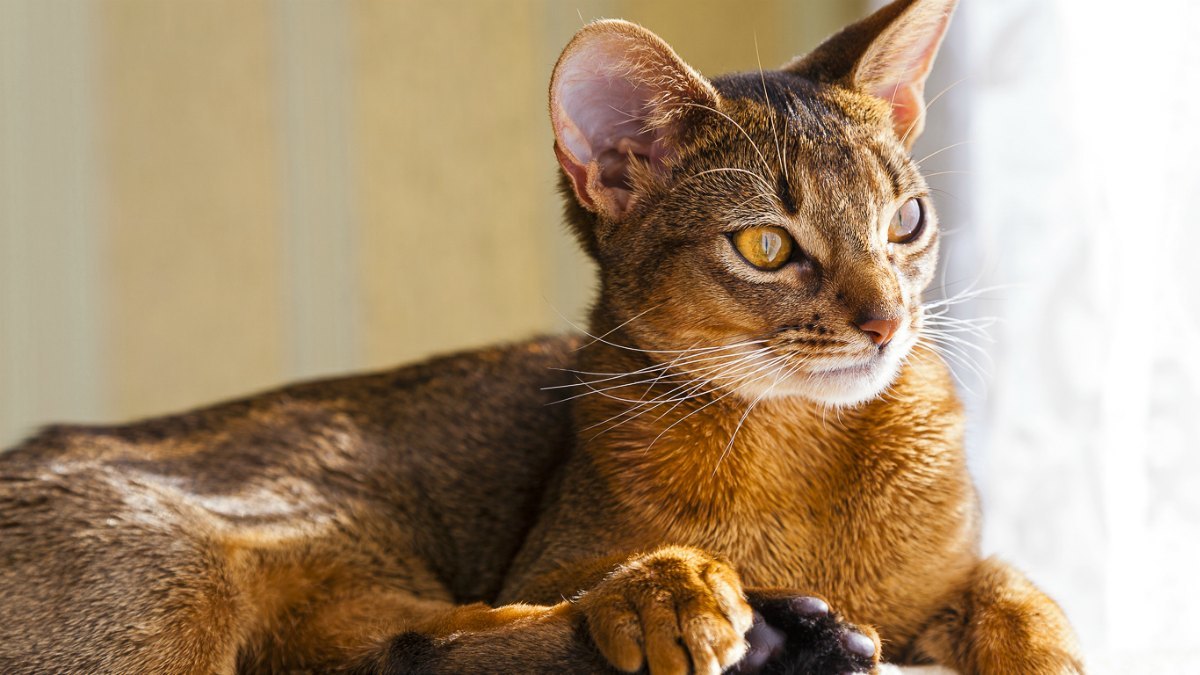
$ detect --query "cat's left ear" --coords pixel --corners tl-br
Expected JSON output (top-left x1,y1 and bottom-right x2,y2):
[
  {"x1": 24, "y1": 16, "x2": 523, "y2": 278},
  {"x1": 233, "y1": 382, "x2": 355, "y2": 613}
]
[
  {"x1": 550, "y1": 20, "x2": 720, "y2": 220},
  {"x1": 786, "y1": 0, "x2": 957, "y2": 150}
]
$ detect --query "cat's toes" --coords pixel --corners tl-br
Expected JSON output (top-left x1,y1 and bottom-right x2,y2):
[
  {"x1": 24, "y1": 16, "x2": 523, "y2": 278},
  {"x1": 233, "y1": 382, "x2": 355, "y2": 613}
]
[
  {"x1": 841, "y1": 628, "x2": 877, "y2": 661},
  {"x1": 580, "y1": 547, "x2": 753, "y2": 675},
  {"x1": 732, "y1": 590, "x2": 879, "y2": 675}
]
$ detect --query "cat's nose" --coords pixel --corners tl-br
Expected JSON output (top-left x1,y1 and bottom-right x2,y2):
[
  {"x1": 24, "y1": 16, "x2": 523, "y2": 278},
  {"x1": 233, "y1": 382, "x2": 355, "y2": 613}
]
[{"x1": 856, "y1": 316, "x2": 901, "y2": 347}]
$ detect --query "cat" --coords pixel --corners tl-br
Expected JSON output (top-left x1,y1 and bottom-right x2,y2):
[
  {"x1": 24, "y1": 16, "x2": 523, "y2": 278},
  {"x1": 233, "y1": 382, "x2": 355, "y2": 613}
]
[{"x1": 0, "y1": 0, "x2": 1083, "y2": 673}]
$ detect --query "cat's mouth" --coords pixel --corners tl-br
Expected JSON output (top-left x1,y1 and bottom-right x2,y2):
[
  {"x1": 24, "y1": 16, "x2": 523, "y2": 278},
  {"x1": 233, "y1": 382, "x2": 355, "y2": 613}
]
[
  {"x1": 795, "y1": 354, "x2": 903, "y2": 405},
  {"x1": 729, "y1": 331, "x2": 915, "y2": 407},
  {"x1": 794, "y1": 355, "x2": 905, "y2": 405}
]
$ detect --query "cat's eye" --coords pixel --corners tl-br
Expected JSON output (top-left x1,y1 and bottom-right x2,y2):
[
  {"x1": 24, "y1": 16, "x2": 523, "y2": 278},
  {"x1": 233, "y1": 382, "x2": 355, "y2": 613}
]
[
  {"x1": 731, "y1": 226, "x2": 795, "y2": 271},
  {"x1": 888, "y1": 198, "x2": 925, "y2": 244}
]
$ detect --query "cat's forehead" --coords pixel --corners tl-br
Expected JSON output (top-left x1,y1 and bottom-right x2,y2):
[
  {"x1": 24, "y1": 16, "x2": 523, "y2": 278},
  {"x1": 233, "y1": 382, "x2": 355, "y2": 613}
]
[
  {"x1": 678, "y1": 73, "x2": 910, "y2": 226},
  {"x1": 711, "y1": 71, "x2": 886, "y2": 140}
]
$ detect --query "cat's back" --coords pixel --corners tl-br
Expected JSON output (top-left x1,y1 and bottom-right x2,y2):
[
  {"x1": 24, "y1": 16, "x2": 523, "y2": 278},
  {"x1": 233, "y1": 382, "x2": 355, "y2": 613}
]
[
  {"x1": 4, "y1": 334, "x2": 580, "y2": 468},
  {"x1": 0, "y1": 335, "x2": 582, "y2": 602}
]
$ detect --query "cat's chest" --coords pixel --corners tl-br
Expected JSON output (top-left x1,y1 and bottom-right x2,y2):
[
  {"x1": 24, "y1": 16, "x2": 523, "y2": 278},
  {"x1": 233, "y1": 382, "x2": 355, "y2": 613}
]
[{"x1": 609, "y1": 409, "x2": 973, "y2": 595}]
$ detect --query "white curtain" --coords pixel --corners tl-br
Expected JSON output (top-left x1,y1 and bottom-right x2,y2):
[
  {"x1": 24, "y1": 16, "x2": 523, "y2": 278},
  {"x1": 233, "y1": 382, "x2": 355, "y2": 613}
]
[{"x1": 916, "y1": 1, "x2": 1200, "y2": 671}]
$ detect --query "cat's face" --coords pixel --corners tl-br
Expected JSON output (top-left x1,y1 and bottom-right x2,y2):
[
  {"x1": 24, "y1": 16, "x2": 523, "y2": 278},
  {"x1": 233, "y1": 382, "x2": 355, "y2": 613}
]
[{"x1": 552, "y1": 0, "x2": 955, "y2": 406}]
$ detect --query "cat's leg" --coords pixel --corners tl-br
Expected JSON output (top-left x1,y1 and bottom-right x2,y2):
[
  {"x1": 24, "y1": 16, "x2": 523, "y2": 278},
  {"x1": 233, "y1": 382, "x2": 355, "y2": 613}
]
[
  {"x1": 909, "y1": 557, "x2": 1084, "y2": 674},
  {"x1": 575, "y1": 545, "x2": 756, "y2": 675},
  {"x1": 0, "y1": 472, "x2": 252, "y2": 674},
  {"x1": 279, "y1": 549, "x2": 735, "y2": 673},
  {"x1": 534, "y1": 546, "x2": 877, "y2": 674},
  {"x1": 361, "y1": 546, "x2": 878, "y2": 675},
  {"x1": 294, "y1": 594, "x2": 609, "y2": 673},
  {"x1": 342, "y1": 592, "x2": 880, "y2": 675}
]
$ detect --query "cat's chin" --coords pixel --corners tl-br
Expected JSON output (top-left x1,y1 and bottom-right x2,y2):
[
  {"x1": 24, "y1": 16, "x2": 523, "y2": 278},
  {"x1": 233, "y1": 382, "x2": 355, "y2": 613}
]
[{"x1": 737, "y1": 347, "x2": 909, "y2": 408}]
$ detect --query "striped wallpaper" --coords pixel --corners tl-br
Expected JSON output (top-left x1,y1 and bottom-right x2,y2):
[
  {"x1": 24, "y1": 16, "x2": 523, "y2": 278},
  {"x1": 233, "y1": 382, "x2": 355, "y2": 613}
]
[{"x1": 0, "y1": 0, "x2": 859, "y2": 446}]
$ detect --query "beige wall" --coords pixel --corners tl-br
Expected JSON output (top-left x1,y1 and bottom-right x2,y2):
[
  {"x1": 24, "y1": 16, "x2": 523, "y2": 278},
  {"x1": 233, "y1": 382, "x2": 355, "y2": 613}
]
[{"x1": 0, "y1": 0, "x2": 861, "y2": 446}]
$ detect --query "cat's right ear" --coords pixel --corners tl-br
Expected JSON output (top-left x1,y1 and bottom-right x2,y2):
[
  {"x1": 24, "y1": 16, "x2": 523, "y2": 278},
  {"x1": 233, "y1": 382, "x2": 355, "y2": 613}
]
[
  {"x1": 784, "y1": 0, "x2": 956, "y2": 150},
  {"x1": 550, "y1": 20, "x2": 720, "y2": 221}
]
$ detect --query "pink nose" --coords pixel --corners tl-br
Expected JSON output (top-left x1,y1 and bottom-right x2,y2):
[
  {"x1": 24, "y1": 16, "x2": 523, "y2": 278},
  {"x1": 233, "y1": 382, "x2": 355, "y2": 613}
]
[{"x1": 857, "y1": 317, "x2": 900, "y2": 347}]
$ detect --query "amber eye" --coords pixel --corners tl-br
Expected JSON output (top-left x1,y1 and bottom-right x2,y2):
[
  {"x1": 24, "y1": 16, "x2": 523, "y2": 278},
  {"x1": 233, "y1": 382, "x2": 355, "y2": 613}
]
[
  {"x1": 732, "y1": 226, "x2": 795, "y2": 271},
  {"x1": 888, "y1": 198, "x2": 925, "y2": 243}
]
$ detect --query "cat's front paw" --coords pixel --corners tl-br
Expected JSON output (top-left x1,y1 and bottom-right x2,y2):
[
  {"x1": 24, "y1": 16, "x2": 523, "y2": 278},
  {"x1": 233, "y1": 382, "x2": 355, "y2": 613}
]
[
  {"x1": 734, "y1": 589, "x2": 879, "y2": 675},
  {"x1": 579, "y1": 546, "x2": 754, "y2": 675}
]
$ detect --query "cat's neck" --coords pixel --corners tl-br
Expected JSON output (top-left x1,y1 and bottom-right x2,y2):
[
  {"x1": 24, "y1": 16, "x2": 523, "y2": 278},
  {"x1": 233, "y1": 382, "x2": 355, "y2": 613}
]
[
  {"x1": 568, "y1": 320, "x2": 966, "y2": 524},
  {"x1": 572, "y1": 329, "x2": 854, "y2": 465}
]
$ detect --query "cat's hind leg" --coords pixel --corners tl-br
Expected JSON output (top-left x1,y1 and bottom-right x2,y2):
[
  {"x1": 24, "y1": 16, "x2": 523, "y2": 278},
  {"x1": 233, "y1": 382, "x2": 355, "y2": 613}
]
[{"x1": 0, "y1": 471, "x2": 253, "y2": 674}]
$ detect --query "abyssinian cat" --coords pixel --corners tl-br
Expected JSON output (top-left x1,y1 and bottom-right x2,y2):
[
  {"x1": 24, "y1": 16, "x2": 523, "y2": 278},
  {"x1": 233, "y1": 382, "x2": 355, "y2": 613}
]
[{"x1": 0, "y1": 0, "x2": 1082, "y2": 673}]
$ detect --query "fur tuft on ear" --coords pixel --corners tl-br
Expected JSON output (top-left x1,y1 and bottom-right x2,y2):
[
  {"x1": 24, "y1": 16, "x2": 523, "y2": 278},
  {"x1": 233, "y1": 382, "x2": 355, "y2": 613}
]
[
  {"x1": 550, "y1": 20, "x2": 719, "y2": 220},
  {"x1": 784, "y1": 0, "x2": 956, "y2": 150}
]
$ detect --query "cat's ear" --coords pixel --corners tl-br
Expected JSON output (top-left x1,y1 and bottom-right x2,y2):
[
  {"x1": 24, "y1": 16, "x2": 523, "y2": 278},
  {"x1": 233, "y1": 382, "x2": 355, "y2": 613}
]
[
  {"x1": 550, "y1": 20, "x2": 719, "y2": 220},
  {"x1": 785, "y1": 0, "x2": 957, "y2": 150}
]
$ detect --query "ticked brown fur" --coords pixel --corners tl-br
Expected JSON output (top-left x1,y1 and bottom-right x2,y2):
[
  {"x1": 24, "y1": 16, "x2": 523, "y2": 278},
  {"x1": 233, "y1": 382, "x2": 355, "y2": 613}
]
[{"x1": 0, "y1": 1, "x2": 1082, "y2": 673}]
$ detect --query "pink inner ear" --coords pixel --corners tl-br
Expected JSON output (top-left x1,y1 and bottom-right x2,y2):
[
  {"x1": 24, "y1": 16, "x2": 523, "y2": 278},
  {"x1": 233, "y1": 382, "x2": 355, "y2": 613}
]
[
  {"x1": 552, "y1": 39, "x2": 670, "y2": 204},
  {"x1": 854, "y1": 1, "x2": 954, "y2": 146},
  {"x1": 870, "y1": 80, "x2": 925, "y2": 141},
  {"x1": 556, "y1": 75, "x2": 660, "y2": 167}
]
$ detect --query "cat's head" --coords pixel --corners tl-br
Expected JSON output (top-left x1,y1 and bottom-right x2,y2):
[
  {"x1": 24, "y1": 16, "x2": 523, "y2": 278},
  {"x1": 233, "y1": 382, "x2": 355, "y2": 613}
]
[{"x1": 551, "y1": 0, "x2": 956, "y2": 406}]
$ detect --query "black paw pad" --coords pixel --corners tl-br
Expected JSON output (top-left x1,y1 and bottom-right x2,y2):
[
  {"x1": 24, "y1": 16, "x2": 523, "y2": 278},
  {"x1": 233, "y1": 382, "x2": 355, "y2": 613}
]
[{"x1": 732, "y1": 591, "x2": 877, "y2": 675}]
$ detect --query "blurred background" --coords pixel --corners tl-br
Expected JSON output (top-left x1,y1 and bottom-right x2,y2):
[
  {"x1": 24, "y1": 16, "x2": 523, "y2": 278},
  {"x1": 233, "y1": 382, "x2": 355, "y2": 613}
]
[{"x1": 1, "y1": 1, "x2": 1196, "y2": 673}]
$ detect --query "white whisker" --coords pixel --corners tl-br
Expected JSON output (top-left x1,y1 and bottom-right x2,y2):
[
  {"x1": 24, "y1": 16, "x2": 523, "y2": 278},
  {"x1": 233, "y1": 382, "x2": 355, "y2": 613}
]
[
  {"x1": 641, "y1": 352, "x2": 794, "y2": 453},
  {"x1": 576, "y1": 304, "x2": 661, "y2": 351},
  {"x1": 711, "y1": 359, "x2": 802, "y2": 476},
  {"x1": 901, "y1": 76, "x2": 968, "y2": 147},
  {"x1": 916, "y1": 141, "x2": 970, "y2": 167},
  {"x1": 545, "y1": 341, "x2": 771, "y2": 390},
  {"x1": 565, "y1": 348, "x2": 772, "y2": 407},
  {"x1": 583, "y1": 347, "x2": 782, "y2": 437},
  {"x1": 754, "y1": 34, "x2": 787, "y2": 184},
  {"x1": 679, "y1": 101, "x2": 775, "y2": 187}
]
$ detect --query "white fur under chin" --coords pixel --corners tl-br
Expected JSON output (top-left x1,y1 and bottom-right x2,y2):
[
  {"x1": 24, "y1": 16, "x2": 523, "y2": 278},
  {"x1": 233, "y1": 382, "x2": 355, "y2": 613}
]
[{"x1": 734, "y1": 336, "x2": 912, "y2": 408}]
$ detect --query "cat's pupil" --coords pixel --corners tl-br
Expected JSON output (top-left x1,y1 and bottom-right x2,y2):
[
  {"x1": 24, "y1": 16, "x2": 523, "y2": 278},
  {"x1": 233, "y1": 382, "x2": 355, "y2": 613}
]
[
  {"x1": 732, "y1": 226, "x2": 794, "y2": 271},
  {"x1": 761, "y1": 232, "x2": 782, "y2": 261}
]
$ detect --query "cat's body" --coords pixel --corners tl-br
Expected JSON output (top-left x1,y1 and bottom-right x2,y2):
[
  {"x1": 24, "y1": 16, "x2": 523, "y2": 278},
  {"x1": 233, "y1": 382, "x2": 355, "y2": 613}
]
[
  {"x1": 0, "y1": 338, "x2": 580, "y2": 672},
  {"x1": 0, "y1": 1, "x2": 1083, "y2": 673}
]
